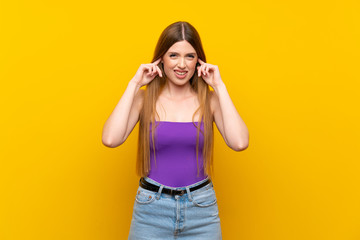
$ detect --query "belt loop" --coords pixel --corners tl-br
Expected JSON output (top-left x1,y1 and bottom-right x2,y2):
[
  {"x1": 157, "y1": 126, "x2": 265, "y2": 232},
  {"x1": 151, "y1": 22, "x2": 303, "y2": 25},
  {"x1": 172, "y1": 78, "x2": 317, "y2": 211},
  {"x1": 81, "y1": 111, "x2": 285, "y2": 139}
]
[
  {"x1": 185, "y1": 186, "x2": 192, "y2": 202},
  {"x1": 156, "y1": 185, "x2": 164, "y2": 200}
]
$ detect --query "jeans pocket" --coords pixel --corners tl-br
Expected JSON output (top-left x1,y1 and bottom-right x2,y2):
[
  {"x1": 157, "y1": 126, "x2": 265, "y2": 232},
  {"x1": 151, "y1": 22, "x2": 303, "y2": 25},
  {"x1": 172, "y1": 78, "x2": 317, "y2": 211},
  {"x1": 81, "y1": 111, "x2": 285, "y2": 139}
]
[
  {"x1": 135, "y1": 187, "x2": 157, "y2": 205},
  {"x1": 192, "y1": 186, "x2": 217, "y2": 207}
]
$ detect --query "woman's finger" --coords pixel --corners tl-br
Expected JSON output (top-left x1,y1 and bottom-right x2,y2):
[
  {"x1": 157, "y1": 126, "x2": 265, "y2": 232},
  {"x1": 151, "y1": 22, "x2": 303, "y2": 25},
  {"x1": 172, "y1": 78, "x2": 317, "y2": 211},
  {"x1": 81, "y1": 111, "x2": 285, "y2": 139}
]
[
  {"x1": 202, "y1": 65, "x2": 207, "y2": 76},
  {"x1": 156, "y1": 65, "x2": 163, "y2": 77},
  {"x1": 198, "y1": 58, "x2": 205, "y2": 64},
  {"x1": 204, "y1": 64, "x2": 209, "y2": 74},
  {"x1": 144, "y1": 65, "x2": 152, "y2": 75},
  {"x1": 198, "y1": 65, "x2": 204, "y2": 77},
  {"x1": 151, "y1": 64, "x2": 156, "y2": 75},
  {"x1": 153, "y1": 58, "x2": 161, "y2": 65}
]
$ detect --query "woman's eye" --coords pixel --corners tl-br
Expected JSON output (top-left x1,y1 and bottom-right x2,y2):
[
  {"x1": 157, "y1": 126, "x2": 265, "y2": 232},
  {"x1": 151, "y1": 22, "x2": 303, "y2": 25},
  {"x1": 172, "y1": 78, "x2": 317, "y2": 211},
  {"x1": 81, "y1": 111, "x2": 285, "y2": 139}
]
[
  {"x1": 188, "y1": 55, "x2": 195, "y2": 58},
  {"x1": 170, "y1": 54, "x2": 176, "y2": 57}
]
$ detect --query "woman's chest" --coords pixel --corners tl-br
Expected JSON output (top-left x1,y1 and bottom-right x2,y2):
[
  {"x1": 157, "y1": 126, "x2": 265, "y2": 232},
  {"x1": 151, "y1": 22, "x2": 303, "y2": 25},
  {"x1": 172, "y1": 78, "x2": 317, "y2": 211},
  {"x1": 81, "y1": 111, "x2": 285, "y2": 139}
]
[{"x1": 155, "y1": 97, "x2": 200, "y2": 122}]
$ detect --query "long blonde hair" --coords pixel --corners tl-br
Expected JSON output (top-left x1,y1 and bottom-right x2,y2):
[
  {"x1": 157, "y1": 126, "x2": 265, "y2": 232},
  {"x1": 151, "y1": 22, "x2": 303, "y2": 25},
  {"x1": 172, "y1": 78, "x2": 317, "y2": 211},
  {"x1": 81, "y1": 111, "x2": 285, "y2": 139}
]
[{"x1": 136, "y1": 21, "x2": 214, "y2": 178}]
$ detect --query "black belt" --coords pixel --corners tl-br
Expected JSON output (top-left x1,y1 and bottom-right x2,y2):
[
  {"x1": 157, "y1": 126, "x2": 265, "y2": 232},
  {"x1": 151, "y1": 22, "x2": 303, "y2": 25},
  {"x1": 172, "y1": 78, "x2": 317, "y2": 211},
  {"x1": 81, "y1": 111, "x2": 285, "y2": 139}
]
[{"x1": 139, "y1": 177, "x2": 211, "y2": 196}]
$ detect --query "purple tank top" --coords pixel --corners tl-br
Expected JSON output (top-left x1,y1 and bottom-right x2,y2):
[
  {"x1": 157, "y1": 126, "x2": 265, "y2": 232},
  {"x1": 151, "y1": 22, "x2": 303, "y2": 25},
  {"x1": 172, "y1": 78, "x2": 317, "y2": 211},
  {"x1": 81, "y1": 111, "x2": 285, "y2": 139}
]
[{"x1": 147, "y1": 121, "x2": 207, "y2": 187}]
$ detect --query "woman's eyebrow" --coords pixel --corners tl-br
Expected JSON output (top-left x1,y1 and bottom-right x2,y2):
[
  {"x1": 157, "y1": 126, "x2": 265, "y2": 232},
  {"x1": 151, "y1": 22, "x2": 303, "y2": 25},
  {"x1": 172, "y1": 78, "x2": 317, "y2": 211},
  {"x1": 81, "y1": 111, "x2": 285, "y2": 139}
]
[{"x1": 168, "y1": 51, "x2": 197, "y2": 55}]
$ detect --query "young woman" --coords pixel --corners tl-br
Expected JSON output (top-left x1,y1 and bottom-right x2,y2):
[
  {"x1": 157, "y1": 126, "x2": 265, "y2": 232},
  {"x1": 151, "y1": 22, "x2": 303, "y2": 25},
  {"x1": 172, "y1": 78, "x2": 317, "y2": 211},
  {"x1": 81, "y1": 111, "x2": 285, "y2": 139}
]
[{"x1": 102, "y1": 21, "x2": 249, "y2": 239}]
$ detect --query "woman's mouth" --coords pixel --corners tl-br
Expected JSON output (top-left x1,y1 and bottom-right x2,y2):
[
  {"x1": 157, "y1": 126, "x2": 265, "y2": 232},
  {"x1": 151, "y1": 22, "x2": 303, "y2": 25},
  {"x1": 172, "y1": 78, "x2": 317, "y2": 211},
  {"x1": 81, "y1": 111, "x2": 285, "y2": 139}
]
[{"x1": 174, "y1": 70, "x2": 188, "y2": 79}]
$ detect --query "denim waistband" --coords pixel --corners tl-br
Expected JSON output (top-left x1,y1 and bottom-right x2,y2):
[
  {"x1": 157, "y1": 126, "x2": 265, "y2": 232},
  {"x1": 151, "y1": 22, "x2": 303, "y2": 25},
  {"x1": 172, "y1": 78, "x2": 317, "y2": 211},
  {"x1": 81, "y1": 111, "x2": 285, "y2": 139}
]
[{"x1": 142, "y1": 176, "x2": 212, "y2": 201}]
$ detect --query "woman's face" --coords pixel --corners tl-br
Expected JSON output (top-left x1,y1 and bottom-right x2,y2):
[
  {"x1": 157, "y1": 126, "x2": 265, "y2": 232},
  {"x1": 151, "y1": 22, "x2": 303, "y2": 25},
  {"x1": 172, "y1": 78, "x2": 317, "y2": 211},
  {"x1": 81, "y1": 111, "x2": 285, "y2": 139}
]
[{"x1": 162, "y1": 40, "x2": 198, "y2": 86}]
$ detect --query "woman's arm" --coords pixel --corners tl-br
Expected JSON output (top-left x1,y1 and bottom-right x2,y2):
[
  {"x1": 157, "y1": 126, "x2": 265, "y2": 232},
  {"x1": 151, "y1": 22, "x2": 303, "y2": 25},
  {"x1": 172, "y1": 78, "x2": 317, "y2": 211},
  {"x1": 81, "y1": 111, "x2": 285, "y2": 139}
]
[
  {"x1": 211, "y1": 84, "x2": 249, "y2": 151},
  {"x1": 197, "y1": 59, "x2": 249, "y2": 151},
  {"x1": 102, "y1": 59, "x2": 162, "y2": 148},
  {"x1": 102, "y1": 81, "x2": 143, "y2": 148}
]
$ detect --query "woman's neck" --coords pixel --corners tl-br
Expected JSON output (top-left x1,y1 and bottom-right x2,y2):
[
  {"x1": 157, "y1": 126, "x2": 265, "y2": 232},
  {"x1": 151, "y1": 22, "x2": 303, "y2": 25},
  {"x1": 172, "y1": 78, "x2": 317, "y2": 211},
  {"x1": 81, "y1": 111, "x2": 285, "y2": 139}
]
[{"x1": 162, "y1": 80, "x2": 195, "y2": 101}]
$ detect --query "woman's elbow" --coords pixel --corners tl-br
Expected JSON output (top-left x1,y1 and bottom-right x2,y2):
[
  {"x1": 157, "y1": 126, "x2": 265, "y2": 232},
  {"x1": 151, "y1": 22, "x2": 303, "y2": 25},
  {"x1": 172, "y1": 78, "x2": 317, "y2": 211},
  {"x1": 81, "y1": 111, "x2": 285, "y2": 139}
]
[
  {"x1": 231, "y1": 139, "x2": 249, "y2": 152},
  {"x1": 232, "y1": 143, "x2": 248, "y2": 151},
  {"x1": 102, "y1": 137, "x2": 124, "y2": 148},
  {"x1": 102, "y1": 138, "x2": 114, "y2": 148}
]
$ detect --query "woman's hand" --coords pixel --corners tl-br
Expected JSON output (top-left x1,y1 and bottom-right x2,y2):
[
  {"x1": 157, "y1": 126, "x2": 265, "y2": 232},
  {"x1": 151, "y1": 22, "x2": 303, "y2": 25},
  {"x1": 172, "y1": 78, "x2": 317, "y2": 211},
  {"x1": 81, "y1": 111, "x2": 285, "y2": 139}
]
[
  {"x1": 197, "y1": 59, "x2": 224, "y2": 89},
  {"x1": 131, "y1": 58, "x2": 163, "y2": 87}
]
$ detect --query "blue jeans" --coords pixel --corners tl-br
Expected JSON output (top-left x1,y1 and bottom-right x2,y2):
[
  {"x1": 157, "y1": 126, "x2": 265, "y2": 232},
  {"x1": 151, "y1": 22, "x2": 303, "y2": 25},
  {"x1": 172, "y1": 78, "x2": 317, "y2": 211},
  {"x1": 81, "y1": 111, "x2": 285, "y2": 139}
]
[{"x1": 128, "y1": 176, "x2": 222, "y2": 239}]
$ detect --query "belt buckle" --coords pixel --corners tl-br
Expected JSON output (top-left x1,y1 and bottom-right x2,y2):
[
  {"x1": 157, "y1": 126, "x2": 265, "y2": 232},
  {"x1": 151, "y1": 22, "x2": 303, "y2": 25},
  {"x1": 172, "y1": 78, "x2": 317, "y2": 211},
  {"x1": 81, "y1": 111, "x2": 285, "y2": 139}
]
[
  {"x1": 177, "y1": 189, "x2": 185, "y2": 196},
  {"x1": 169, "y1": 189, "x2": 185, "y2": 196}
]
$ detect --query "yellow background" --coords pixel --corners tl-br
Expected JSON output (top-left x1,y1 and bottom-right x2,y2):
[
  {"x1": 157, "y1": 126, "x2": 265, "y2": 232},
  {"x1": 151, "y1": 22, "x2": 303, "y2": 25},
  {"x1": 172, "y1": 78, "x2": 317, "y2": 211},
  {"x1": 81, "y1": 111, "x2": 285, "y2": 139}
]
[{"x1": 1, "y1": 0, "x2": 359, "y2": 239}]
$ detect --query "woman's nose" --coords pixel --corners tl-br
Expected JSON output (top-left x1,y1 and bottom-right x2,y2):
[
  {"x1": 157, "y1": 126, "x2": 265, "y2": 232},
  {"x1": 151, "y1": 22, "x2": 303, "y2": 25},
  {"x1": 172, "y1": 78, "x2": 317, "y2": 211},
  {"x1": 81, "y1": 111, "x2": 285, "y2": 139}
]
[{"x1": 177, "y1": 58, "x2": 186, "y2": 68}]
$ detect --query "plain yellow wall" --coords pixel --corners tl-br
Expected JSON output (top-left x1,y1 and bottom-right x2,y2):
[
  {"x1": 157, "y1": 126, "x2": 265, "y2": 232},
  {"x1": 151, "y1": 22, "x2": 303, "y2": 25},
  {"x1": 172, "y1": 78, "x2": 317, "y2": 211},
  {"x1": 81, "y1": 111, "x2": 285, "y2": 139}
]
[{"x1": 1, "y1": 0, "x2": 359, "y2": 239}]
